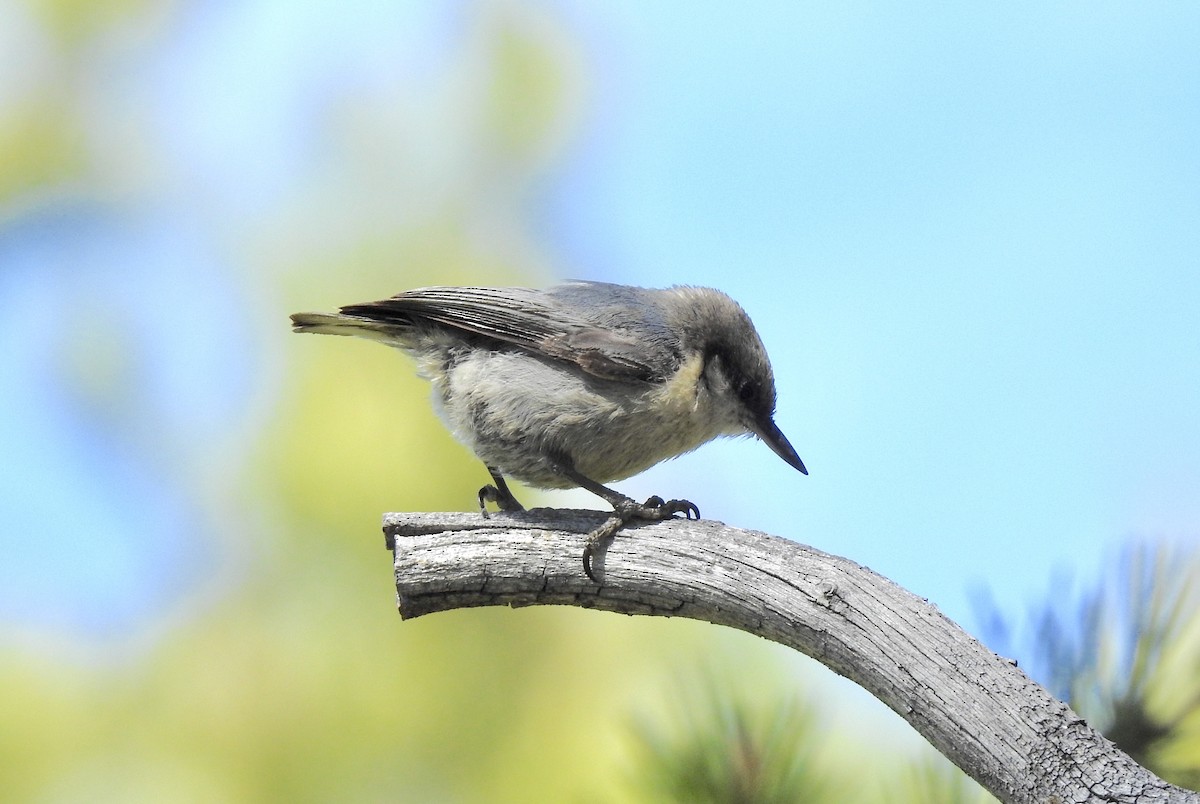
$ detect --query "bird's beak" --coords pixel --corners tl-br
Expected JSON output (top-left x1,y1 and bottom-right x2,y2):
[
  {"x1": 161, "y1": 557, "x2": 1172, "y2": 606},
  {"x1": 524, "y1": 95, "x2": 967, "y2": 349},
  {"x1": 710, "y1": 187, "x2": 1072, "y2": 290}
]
[{"x1": 749, "y1": 416, "x2": 808, "y2": 475}]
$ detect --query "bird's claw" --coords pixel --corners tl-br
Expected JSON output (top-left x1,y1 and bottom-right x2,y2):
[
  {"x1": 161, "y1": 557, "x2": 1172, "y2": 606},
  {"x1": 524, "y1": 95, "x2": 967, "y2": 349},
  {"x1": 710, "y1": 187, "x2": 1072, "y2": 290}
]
[
  {"x1": 641, "y1": 495, "x2": 700, "y2": 520},
  {"x1": 614, "y1": 495, "x2": 700, "y2": 522},
  {"x1": 477, "y1": 484, "x2": 525, "y2": 517},
  {"x1": 584, "y1": 494, "x2": 701, "y2": 582},
  {"x1": 583, "y1": 515, "x2": 625, "y2": 583}
]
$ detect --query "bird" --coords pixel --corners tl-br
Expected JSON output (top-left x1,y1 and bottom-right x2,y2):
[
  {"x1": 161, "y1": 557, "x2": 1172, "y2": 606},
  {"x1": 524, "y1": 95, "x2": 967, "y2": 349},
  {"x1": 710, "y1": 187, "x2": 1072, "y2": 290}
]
[{"x1": 290, "y1": 281, "x2": 806, "y2": 580}]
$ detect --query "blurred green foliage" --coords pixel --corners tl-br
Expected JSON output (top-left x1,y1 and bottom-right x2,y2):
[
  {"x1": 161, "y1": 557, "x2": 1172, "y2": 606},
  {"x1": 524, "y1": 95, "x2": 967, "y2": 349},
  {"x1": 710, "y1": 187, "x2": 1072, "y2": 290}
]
[
  {"x1": 0, "y1": 95, "x2": 85, "y2": 201},
  {"x1": 25, "y1": 0, "x2": 164, "y2": 45},
  {"x1": 624, "y1": 669, "x2": 835, "y2": 802},
  {"x1": 896, "y1": 755, "x2": 997, "y2": 804},
  {"x1": 976, "y1": 542, "x2": 1200, "y2": 791}
]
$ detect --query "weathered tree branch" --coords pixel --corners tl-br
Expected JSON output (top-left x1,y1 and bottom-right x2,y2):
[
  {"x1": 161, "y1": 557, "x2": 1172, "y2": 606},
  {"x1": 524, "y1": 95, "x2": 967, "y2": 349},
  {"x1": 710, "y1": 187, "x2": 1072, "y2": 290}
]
[{"x1": 384, "y1": 510, "x2": 1198, "y2": 804}]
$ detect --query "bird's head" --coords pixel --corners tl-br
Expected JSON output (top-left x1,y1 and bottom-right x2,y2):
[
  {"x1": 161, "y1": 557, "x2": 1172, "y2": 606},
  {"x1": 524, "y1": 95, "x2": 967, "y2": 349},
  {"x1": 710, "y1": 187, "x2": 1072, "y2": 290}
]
[{"x1": 674, "y1": 287, "x2": 808, "y2": 476}]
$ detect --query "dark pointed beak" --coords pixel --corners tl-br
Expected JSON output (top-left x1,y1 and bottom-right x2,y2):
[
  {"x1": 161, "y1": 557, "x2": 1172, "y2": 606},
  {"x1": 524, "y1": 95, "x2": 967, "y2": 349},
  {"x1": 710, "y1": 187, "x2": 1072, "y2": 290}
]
[{"x1": 749, "y1": 416, "x2": 808, "y2": 475}]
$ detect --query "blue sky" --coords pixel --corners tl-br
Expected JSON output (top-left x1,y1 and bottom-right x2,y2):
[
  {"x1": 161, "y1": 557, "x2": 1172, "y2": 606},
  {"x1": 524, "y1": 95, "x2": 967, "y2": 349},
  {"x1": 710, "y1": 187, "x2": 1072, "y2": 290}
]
[{"x1": 1, "y1": 1, "x2": 1197, "y2": 643}]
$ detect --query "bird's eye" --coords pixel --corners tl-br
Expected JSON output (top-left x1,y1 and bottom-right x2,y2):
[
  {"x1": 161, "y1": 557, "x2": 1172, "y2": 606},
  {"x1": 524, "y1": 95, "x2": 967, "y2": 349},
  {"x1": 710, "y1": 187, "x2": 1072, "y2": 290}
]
[{"x1": 737, "y1": 381, "x2": 756, "y2": 403}]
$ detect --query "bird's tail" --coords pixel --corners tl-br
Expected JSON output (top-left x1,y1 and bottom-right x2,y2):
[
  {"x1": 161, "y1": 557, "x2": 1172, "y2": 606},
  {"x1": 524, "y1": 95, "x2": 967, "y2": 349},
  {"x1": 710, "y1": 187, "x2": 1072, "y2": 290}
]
[{"x1": 289, "y1": 311, "x2": 409, "y2": 344}]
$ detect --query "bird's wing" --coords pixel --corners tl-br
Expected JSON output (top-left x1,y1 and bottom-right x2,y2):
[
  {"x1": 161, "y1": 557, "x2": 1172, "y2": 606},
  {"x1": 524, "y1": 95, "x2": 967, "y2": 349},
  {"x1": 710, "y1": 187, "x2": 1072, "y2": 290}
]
[{"x1": 338, "y1": 284, "x2": 681, "y2": 382}]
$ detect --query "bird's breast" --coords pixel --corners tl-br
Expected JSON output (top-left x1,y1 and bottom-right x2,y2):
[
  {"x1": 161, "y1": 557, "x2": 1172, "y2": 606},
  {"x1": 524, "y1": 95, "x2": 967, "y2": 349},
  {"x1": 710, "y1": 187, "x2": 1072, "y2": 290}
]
[{"x1": 434, "y1": 350, "x2": 741, "y2": 488}]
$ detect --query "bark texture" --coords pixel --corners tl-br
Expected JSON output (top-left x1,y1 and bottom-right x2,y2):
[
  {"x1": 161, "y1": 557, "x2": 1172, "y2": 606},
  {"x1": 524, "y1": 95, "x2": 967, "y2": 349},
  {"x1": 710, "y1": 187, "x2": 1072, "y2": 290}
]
[{"x1": 384, "y1": 509, "x2": 1198, "y2": 804}]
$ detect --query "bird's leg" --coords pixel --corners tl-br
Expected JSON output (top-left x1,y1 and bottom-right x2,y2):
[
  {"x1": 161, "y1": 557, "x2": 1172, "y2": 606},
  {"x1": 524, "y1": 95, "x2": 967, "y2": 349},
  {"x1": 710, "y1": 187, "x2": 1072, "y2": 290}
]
[
  {"x1": 549, "y1": 456, "x2": 700, "y2": 582},
  {"x1": 478, "y1": 466, "x2": 525, "y2": 517}
]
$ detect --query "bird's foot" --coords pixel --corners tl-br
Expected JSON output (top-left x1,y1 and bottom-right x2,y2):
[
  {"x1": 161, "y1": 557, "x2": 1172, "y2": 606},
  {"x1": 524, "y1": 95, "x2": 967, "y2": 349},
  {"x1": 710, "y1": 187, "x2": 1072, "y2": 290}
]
[
  {"x1": 623, "y1": 495, "x2": 701, "y2": 521},
  {"x1": 583, "y1": 494, "x2": 701, "y2": 582},
  {"x1": 477, "y1": 484, "x2": 525, "y2": 517},
  {"x1": 479, "y1": 467, "x2": 525, "y2": 518},
  {"x1": 582, "y1": 516, "x2": 624, "y2": 583}
]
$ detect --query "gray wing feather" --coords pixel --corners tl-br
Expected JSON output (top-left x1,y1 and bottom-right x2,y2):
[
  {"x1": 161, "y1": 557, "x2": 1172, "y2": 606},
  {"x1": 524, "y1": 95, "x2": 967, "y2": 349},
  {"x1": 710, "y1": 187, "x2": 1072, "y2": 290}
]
[{"x1": 339, "y1": 283, "x2": 681, "y2": 382}]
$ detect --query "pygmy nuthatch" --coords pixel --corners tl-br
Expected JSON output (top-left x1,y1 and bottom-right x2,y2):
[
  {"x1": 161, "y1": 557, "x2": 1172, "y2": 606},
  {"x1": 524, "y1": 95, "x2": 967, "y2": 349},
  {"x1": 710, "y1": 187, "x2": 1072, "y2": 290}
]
[{"x1": 291, "y1": 281, "x2": 806, "y2": 579}]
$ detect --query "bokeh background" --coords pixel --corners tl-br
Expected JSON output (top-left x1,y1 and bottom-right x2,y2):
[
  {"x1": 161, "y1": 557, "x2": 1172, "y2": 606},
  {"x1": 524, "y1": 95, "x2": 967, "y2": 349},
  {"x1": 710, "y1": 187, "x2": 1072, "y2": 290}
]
[{"x1": 2, "y1": 1, "x2": 1198, "y2": 800}]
